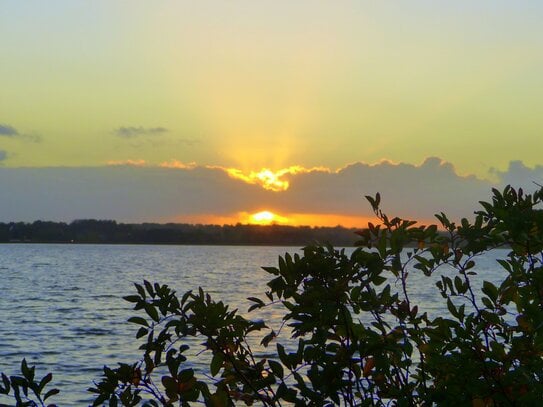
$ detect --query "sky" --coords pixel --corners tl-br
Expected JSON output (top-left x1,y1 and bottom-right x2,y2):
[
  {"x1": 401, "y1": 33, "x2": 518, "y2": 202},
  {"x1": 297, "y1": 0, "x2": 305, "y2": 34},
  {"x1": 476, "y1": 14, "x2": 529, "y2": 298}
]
[{"x1": 1, "y1": 1, "x2": 543, "y2": 227}]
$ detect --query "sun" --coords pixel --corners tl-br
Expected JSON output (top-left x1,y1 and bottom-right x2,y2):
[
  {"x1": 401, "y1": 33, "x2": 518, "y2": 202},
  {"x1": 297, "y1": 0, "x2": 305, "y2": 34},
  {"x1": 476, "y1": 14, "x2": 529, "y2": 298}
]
[{"x1": 248, "y1": 211, "x2": 288, "y2": 225}]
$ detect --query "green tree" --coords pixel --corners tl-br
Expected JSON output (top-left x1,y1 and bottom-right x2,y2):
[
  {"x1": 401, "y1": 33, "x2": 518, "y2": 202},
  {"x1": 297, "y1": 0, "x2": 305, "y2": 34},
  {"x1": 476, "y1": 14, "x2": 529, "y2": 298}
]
[{"x1": 2, "y1": 185, "x2": 543, "y2": 406}]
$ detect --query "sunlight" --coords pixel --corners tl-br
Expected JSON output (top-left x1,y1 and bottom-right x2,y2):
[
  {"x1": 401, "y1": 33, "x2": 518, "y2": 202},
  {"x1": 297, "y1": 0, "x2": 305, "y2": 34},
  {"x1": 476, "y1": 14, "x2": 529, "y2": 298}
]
[
  {"x1": 225, "y1": 166, "x2": 328, "y2": 192},
  {"x1": 226, "y1": 168, "x2": 290, "y2": 191},
  {"x1": 249, "y1": 211, "x2": 288, "y2": 225}
]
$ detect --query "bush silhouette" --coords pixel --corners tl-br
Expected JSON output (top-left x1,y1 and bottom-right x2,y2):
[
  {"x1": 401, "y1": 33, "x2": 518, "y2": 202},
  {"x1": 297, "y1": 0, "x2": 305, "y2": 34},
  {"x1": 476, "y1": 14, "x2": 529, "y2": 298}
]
[{"x1": 2, "y1": 185, "x2": 543, "y2": 406}]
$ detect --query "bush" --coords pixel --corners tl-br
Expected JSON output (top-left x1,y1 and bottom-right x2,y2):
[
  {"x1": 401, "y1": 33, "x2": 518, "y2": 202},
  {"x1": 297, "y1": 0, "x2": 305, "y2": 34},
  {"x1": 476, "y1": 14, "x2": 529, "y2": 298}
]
[{"x1": 2, "y1": 185, "x2": 543, "y2": 406}]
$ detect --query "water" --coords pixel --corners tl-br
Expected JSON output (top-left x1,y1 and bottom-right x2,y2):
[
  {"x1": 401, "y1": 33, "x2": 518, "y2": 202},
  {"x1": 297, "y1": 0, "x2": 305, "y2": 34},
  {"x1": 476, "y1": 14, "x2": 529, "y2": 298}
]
[{"x1": 0, "y1": 244, "x2": 510, "y2": 405}]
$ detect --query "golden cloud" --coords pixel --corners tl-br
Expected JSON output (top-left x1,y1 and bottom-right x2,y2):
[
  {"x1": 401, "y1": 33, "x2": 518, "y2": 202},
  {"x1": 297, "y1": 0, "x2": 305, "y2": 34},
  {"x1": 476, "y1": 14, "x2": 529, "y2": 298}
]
[
  {"x1": 159, "y1": 160, "x2": 197, "y2": 169},
  {"x1": 224, "y1": 166, "x2": 329, "y2": 191},
  {"x1": 106, "y1": 159, "x2": 147, "y2": 167}
]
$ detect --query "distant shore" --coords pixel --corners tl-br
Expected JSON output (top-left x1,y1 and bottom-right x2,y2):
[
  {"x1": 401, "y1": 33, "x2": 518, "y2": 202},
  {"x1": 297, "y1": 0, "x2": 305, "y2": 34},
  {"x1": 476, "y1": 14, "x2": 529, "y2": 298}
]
[{"x1": 1, "y1": 220, "x2": 363, "y2": 247}]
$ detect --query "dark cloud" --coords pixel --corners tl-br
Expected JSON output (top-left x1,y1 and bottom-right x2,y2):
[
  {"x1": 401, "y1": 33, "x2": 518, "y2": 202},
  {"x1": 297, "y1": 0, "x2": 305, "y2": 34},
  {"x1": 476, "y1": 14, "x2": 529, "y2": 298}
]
[
  {"x1": 272, "y1": 158, "x2": 492, "y2": 222},
  {"x1": 0, "y1": 166, "x2": 264, "y2": 222},
  {"x1": 0, "y1": 124, "x2": 19, "y2": 137},
  {"x1": 0, "y1": 124, "x2": 41, "y2": 142},
  {"x1": 491, "y1": 161, "x2": 543, "y2": 191},
  {"x1": 0, "y1": 158, "x2": 538, "y2": 224},
  {"x1": 114, "y1": 126, "x2": 168, "y2": 138}
]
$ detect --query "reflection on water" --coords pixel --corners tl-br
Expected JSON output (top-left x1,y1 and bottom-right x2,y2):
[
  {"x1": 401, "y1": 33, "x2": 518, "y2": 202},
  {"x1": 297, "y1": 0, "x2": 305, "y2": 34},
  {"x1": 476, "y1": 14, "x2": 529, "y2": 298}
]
[{"x1": 0, "y1": 244, "x2": 508, "y2": 404}]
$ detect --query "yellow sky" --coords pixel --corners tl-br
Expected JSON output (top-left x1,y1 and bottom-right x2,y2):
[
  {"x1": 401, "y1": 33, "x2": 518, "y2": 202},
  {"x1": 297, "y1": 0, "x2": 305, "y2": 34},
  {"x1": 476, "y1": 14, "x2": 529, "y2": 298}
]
[
  {"x1": 1, "y1": 2, "x2": 542, "y2": 177},
  {"x1": 1, "y1": 2, "x2": 543, "y2": 225}
]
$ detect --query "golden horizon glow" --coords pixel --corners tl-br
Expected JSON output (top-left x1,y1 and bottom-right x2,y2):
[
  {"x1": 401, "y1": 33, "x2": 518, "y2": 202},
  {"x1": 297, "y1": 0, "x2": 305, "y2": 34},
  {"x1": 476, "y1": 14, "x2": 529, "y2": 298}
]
[
  {"x1": 171, "y1": 211, "x2": 392, "y2": 229},
  {"x1": 248, "y1": 211, "x2": 289, "y2": 225}
]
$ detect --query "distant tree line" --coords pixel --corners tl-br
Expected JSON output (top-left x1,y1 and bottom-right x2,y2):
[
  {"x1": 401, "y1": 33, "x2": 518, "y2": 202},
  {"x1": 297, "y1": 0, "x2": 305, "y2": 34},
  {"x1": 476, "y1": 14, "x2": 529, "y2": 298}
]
[{"x1": 0, "y1": 219, "x2": 365, "y2": 246}]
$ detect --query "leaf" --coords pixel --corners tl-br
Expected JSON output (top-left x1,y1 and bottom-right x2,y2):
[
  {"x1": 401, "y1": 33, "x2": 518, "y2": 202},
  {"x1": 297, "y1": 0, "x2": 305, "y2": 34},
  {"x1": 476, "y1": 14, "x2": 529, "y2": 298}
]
[
  {"x1": 268, "y1": 360, "x2": 284, "y2": 379},
  {"x1": 177, "y1": 368, "x2": 194, "y2": 383},
  {"x1": 482, "y1": 281, "x2": 498, "y2": 302},
  {"x1": 1, "y1": 373, "x2": 10, "y2": 394},
  {"x1": 261, "y1": 266, "x2": 279, "y2": 275},
  {"x1": 134, "y1": 283, "x2": 146, "y2": 299},
  {"x1": 209, "y1": 389, "x2": 229, "y2": 407},
  {"x1": 247, "y1": 297, "x2": 264, "y2": 306},
  {"x1": 454, "y1": 276, "x2": 465, "y2": 294},
  {"x1": 38, "y1": 373, "x2": 52, "y2": 392},
  {"x1": 372, "y1": 275, "x2": 387, "y2": 286},
  {"x1": 481, "y1": 297, "x2": 494, "y2": 309},
  {"x1": 92, "y1": 393, "x2": 109, "y2": 406},
  {"x1": 144, "y1": 303, "x2": 160, "y2": 322},
  {"x1": 446, "y1": 298, "x2": 458, "y2": 318},
  {"x1": 210, "y1": 354, "x2": 223, "y2": 377},
  {"x1": 261, "y1": 330, "x2": 276, "y2": 347},
  {"x1": 277, "y1": 344, "x2": 290, "y2": 369},
  {"x1": 21, "y1": 359, "x2": 33, "y2": 381},
  {"x1": 247, "y1": 296, "x2": 265, "y2": 312},
  {"x1": 277, "y1": 382, "x2": 298, "y2": 402},
  {"x1": 123, "y1": 295, "x2": 141, "y2": 303},
  {"x1": 43, "y1": 388, "x2": 60, "y2": 401},
  {"x1": 136, "y1": 327, "x2": 148, "y2": 339},
  {"x1": 161, "y1": 376, "x2": 179, "y2": 400},
  {"x1": 144, "y1": 280, "x2": 154, "y2": 296}
]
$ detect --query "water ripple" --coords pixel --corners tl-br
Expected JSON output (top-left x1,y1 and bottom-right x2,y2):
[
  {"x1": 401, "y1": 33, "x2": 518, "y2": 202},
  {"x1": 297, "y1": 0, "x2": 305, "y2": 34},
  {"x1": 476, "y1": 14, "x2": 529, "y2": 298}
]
[{"x1": 0, "y1": 243, "x2": 508, "y2": 405}]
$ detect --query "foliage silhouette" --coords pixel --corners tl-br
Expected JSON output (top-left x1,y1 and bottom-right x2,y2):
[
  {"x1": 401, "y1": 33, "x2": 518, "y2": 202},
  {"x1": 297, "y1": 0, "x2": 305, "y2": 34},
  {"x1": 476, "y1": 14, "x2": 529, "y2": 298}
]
[
  {"x1": 0, "y1": 359, "x2": 59, "y2": 407},
  {"x1": 1, "y1": 185, "x2": 543, "y2": 406}
]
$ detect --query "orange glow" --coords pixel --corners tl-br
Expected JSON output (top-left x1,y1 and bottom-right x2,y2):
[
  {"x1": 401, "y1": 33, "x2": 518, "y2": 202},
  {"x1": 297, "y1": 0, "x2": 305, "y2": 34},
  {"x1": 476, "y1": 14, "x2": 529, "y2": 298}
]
[
  {"x1": 248, "y1": 211, "x2": 289, "y2": 225},
  {"x1": 251, "y1": 211, "x2": 275, "y2": 223},
  {"x1": 285, "y1": 213, "x2": 379, "y2": 228},
  {"x1": 172, "y1": 211, "x2": 380, "y2": 228}
]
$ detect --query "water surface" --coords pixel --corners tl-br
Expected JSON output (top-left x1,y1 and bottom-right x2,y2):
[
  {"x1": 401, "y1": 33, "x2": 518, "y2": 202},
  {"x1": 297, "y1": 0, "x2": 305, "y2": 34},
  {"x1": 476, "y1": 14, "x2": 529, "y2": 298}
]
[{"x1": 0, "y1": 244, "x2": 509, "y2": 404}]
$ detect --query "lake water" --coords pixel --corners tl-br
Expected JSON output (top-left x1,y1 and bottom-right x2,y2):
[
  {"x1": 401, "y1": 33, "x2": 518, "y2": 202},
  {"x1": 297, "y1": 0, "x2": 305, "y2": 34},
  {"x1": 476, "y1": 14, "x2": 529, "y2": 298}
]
[{"x1": 0, "y1": 244, "x2": 509, "y2": 405}]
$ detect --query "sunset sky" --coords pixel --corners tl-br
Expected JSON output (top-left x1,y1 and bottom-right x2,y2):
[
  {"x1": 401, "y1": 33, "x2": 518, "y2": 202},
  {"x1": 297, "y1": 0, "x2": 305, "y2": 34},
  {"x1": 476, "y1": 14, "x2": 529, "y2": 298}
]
[{"x1": 1, "y1": 1, "x2": 543, "y2": 226}]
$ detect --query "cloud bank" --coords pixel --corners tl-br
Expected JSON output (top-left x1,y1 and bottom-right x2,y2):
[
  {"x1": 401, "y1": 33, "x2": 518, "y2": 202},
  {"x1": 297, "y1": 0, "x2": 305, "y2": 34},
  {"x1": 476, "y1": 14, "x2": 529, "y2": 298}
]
[
  {"x1": 490, "y1": 161, "x2": 543, "y2": 191},
  {"x1": 0, "y1": 124, "x2": 40, "y2": 143},
  {"x1": 1, "y1": 158, "x2": 541, "y2": 225},
  {"x1": 0, "y1": 124, "x2": 19, "y2": 137}
]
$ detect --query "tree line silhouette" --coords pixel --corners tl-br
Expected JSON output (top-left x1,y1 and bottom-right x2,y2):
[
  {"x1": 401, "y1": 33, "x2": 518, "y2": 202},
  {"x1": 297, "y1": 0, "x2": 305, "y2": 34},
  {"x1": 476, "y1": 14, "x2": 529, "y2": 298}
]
[{"x1": 0, "y1": 219, "x2": 362, "y2": 246}]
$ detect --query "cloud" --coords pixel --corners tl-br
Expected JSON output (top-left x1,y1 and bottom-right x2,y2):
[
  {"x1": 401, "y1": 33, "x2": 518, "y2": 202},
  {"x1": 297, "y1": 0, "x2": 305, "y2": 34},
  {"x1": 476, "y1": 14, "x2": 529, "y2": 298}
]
[
  {"x1": 0, "y1": 157, "x2": 508, "y2": 225},
  {"x1": 159, "y1": 160, "x2": 197, "y2": 169},
  {"x1": 222, "y1": 166, "x2": 328, "y2": 191},
  {"x1": 0, "y1": 150, "x2": 7, "y2": 162},
  {"x1": 1, "y1": 157, "x2": 540, "y2": 225},
  {"x1": 0, "y1": 124, "x2": 19, "y2": 137},
  {"x1": 106, "y1": 159, "x2": 148, "y2": 167},
  {"x1": 270, "y1": 157, "x2": 492, "y2": 222},
  {"x1": 490, "y1": 160, "x2": 543, "y2": 191},
  {"x1": 0, "y1": 124, "x2": 41, "y2": 142},
  {"x1": 114, "y1": 126, "x2": 168, "y2": 138}
]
